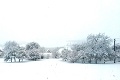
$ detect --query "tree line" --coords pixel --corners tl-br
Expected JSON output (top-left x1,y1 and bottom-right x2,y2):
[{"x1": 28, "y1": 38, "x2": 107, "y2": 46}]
[
  {"x1": 0, "y1": 33, "x2": 120, "y2": 64},
  {"x1": 61, "y1": 33, "x2": 120, "y2": 64},
  {"x1": 3, "y1": 41, "x2": 46, "y2": 62}
]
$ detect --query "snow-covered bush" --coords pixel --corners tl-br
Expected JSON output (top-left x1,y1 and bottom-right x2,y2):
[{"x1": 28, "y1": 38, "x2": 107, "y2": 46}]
[
  {"x1": 51, "y1": 47, "x2": 61, "y2": 59},
  {"x1": 26, "y1": 49, "x2": 41, "y2": 60},
  {"x1": 42, "y1": 53, "x2": 52, "y2": 59},
  {"x1": 67, "y1": 50, "x2": 80, "y2": 63},
  {"x1": 61, "y1": 48, "x2": 71, "y2": 61},
  {"x1": 26, "y1": 42, "x2": 41, "y2": 61},
  {"x1": 61, "y1": 49, "x2": 87, "y2": 63}
]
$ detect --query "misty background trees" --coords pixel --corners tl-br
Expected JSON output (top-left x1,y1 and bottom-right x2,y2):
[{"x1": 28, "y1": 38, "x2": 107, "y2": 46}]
[{"x1": 0, "y1": 33, "x2": 120, "y2": 64}]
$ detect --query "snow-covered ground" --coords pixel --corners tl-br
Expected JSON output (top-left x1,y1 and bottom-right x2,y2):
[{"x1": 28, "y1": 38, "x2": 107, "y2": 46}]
[{"x1": 0, "y1": 59, "x2": 120, "y2": 80}]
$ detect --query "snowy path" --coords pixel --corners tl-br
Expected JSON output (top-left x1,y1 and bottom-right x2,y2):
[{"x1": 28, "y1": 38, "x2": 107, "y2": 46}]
[{"x1": 0, "y1": 59, "x2": 120, "y2": 80}]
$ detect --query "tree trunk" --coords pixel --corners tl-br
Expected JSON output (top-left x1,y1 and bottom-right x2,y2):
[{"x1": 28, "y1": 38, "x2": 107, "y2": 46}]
[
  {"x1": 14, "y1": 57, "x2": 16, "y2": 62},
  {"x1": 114, "y1": 58, "x2": 116, "y2": 63},
  {"x1": 19, "y1": 59, "x2": 20, "y2": 62},
  {"x1": 95, "y1": 59, "x2": 98, "y2": 64},
  {"x1": 104, "y1": 59, "x2": 105, "y2": 64},
  {"x1": 11, "y1": 58, "x2": 12, "y2": 62},
  {"x1": 82, "y1": 57, "x2": 85, "y2": 63},
  {"x1": 88, "y1": 58, "x2": 91, "y2": 63}
]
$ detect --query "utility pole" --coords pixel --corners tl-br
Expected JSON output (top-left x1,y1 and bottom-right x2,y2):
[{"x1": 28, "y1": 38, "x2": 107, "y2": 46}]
[
  {"x1": 114, "y1": 39, "x2": 116, "y2": 51},
  {"x1": 113, "y1": 39, "x2": 116, "y2": 63}
]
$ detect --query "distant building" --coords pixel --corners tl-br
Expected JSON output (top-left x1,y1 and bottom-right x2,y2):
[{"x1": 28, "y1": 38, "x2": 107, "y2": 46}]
[
  {"x1": 0, "y1": 49, "x2": 3, "y2": 57},
  {"x1": 57, "y1": 47, "x2": 73, "y2": 57},
  {"x1": 42, "y1": 53, "x2": 52, "y2": 59},
  {"x1": 46, "y1": 49, "x2": 51, "y2": 53}
]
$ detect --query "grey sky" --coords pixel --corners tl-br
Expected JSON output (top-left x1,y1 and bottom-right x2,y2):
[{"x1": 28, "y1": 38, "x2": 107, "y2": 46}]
[{"x1": 0, "y1": 0, "x2": 120, "y2": 47}]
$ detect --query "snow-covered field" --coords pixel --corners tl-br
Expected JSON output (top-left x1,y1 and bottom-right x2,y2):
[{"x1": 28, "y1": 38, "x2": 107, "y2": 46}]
[{"x1": 0, "y1": 59, "x2": 120, "y2": 80}]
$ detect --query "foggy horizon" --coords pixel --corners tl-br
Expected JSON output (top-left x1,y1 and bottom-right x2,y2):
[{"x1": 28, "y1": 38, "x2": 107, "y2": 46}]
[{"x1": 0, "y1": 0, "x2": 120, "y2": 48}]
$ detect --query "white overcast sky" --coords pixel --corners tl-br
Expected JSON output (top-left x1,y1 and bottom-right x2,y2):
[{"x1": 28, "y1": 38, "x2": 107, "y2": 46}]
[{"x1": 0, "y1": 0, "x2": 120, "y2": 47}]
